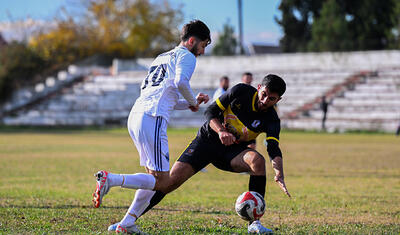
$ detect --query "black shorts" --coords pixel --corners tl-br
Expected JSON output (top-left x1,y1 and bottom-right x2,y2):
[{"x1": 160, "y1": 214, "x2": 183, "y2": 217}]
[{"x1": 177, "y1": 135, "x2": 252, "y2": 172}]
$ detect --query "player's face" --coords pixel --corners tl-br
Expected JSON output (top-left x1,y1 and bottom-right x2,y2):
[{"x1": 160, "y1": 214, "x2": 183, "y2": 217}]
[
  {"x1": 190, "y1": 39, "x2": 209, "y2": 57},
  {"x1": 257, "y1": 85, "x2": 281, "y2": 111}
]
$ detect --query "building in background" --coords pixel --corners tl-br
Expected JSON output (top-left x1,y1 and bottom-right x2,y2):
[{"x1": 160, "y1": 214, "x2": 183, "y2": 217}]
[{"x1": 248, "y1": 43, "x2": 281, "y2": 55}]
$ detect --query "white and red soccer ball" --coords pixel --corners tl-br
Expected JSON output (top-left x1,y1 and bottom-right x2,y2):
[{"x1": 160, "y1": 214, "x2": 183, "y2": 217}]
[{"x1": 235, "y1": 191, "x2": 265, "y2": 221}]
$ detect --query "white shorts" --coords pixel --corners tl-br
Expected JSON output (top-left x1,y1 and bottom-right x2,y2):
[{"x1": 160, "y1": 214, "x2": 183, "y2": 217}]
[{"x1": 128, "y1": 112, "x2": 170, "y2": 171}]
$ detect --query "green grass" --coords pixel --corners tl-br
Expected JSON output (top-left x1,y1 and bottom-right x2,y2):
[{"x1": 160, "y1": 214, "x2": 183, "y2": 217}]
[{"x1": 0, "y1": 128, "x2": 399, "y2": 234}]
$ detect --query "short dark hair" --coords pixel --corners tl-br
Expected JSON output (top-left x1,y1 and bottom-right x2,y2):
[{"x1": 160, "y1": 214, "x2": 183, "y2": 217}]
[
  {"x1": 242, "y1": 72, "x2": 253, "y2": 77},
  {"x1": 180, "y1": 20, "x2": 211, "y2": 44},
  {"x1": 261, "y1": 74, "x2": 286, "y2": 96},
  {"x1": 220, "y1": 76, "x2": 229, "y2": 82}
]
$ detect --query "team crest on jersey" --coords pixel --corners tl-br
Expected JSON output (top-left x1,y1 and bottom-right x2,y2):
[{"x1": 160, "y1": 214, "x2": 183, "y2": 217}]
[
  {"x1": 235, "y1": 104, "x2": 241, "y2": 109},
  {"x1": 251, "y1": 120, "x2": 261, "y2": 128}
]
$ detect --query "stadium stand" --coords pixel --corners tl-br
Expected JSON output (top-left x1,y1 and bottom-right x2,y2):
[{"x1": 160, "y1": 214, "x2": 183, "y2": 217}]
[
  {"x1": 1, "y1": 51, "x2": 400, "y2": 132},
  {"x1": 285, "y1": 69, "x2": 400, "y2": 132}
]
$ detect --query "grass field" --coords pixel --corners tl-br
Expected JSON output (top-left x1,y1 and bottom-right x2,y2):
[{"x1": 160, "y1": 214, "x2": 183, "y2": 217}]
[{"x1": 0, "y1": 128, "x2": 399, "y2": 234}]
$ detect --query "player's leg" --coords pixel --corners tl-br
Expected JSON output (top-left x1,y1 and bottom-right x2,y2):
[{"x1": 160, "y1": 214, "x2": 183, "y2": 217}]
[
  {"x1": 230, "y1": 149, "x2": 266, "y2": 196},
  {"x1": 136, "y1": 135, "x2": 212, "y2": 218},
  {"x1": 138, "y1": 161, "x2": 197, "y2": 218},
  {"x1": 229, "y1": 149, "x2": 272, "y2": 234},
  {"x1": 109, "y1": 162, "x2": 197, "y2": 232},
  {"x1": 115, "y1": 114, "x2": 172, "y2": 232},
  {"x1": 92, "y1": 113, "x2": 163, "y2": 208}
]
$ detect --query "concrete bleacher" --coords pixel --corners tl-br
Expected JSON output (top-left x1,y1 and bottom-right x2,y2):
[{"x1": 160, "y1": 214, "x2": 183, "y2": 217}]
[
  {"x1": 285, "y1": 69, "x2": 400, "y2": 132},
  {"x1": 2, "y1": 72, "x2": 144, "y2": 125},
  {"x1": 2, "y1": 50, "x2": 400, "y2": 132}
]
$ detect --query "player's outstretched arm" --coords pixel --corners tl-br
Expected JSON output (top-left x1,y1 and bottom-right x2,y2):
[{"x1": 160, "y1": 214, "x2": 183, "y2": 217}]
[
  {"x1": 271, "y1": 156, "x2": 291, "y2": 198},
  {"x1": 189, "y1": 93, "x2": 210, "y2": 112}
]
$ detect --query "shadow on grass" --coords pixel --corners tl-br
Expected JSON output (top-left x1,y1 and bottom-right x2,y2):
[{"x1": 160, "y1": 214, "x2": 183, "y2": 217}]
[{"x1": 0, "y1": 204, "x2": 232, "y2": 215}]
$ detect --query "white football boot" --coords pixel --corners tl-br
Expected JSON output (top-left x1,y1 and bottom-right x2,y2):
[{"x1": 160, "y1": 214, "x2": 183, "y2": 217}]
[
  {"x1": 108, "y1": 222, "x2": 119, "y2": 231},
  {"x1": 248, "y1": 220, "x2": 273, "y2": 234},
  {"x1": 92, "y1": 170, "x2": 110, "y2": 208},
  {"x1": 116, "y1": 223, "x2": 145, "y2": 234}
]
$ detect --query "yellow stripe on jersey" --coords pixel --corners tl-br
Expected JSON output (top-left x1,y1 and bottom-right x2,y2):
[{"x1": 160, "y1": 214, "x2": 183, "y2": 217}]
[
  {"x1": 266, "y1": 136, "x2": 280, "y2": 143},
  {"x1": 224, "y1": 105, "x2": 260, "y2": 142},
  {"x1": 216, "y1": 98, "x2": 226, "y2": 111},
  {"x1": 252, "y1": 92, "x2": 257, "y2": 112}
]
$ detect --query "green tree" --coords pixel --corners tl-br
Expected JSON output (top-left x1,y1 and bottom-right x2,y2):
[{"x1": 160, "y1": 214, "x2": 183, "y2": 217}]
[
  {"x1": 345, "y1": 0, "x2": 396, "y2": 50},
  {"x1": 212, "y1": 21, "x2": 238, "y2": 56},
  {"x1": 277, "y1": 0, "x2": 398, "y2": 52},
  {"x1": 0, "y1": 42, "x2": 46, "y2": 103},
  {"x1": 275, "y1": 0, "x2": 322, "y2": 52},
  {"x1": 308, "y1": 0, "x2": 352, "y2": 51},
  {"x1": 387, "y1": 0, "x2": 400, "y2": 49}
]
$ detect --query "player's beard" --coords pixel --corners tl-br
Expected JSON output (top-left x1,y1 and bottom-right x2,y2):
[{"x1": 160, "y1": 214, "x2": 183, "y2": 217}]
[{"x1": 190, "y1": 41, "x2": 200, "y2": 57}]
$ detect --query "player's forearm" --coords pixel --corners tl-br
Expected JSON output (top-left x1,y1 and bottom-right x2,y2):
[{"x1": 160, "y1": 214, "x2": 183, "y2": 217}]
[
  {"x1": 176, "y1": 77, "x2": 197, "y2": 106},
  {"x1": 271, "y1": 156, "x2": 284, "y2": 178},
  {"x1": 174, "y1": 99, "x2": 189, "y2": 110},
  {"x1": 209, "y1": 118, "x2": 225, "y2": 134}
]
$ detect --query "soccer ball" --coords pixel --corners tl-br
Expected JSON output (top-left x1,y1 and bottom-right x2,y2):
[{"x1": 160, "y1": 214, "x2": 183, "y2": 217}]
[{"x1": 235, "y1": 191, "x2": 265, "y2": 221}]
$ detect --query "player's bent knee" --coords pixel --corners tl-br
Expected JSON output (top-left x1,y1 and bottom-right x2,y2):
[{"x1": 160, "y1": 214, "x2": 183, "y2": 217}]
[{"x1": 245, "y1": 152, "x2": 265, "y2": 174}]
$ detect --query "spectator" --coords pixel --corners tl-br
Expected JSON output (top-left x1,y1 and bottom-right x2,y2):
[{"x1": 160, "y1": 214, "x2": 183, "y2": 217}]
[
  {"x1": 241, "y1": 72, "x2": 253, "y2": 85},
  {"x1": 212, "y1": 76, "x2": 230, "y2": 101},
  {"x1": 321, "y1": 96, "x2": 329, "y2": 131}
]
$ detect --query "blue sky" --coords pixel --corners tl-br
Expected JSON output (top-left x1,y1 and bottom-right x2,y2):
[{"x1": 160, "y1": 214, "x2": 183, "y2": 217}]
[{"x1": 0, "y1": 0, "x2": 283, "y2": 46}]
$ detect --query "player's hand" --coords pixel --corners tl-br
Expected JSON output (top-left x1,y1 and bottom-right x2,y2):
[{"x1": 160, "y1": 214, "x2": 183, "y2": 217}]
[
  {"x1": 274, "y1": 174, "x2": 291, "y2": 198},
  {"x1": 196, "y1": 93, "x2": 209, "y2": 104},
  {"x1": 218, "y1": 130, "x2": 236, "y2": 146},
  {"x1": 189, "y1": 104, "x2": 199, "y2": 112}
]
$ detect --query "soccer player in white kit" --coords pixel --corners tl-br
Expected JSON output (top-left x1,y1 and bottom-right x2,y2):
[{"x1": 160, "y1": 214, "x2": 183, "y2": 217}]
[{"x1": 92, "y1": 20, "x2": 211, "y2": 234}]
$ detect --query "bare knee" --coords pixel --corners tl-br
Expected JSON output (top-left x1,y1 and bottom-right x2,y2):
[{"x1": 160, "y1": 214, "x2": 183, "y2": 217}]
[
  {"x1": 244, "y1": 152, "x2": 265, "y2": 175},
  {"x1": 150, "y1": 172, "x2": 172, "y2": 192},
  {"x1": 152, "y1": 162, "x2": 195, "y2": 194}
]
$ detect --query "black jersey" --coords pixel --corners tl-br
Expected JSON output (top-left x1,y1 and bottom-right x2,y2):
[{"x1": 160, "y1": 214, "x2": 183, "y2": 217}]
[{"x1": 201, "y1": 83, "x2": 282, "y2": 159}]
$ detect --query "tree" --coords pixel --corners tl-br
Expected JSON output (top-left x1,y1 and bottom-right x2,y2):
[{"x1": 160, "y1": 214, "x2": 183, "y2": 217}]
[
  {"x1": 275, "y1": 0, "x2": 322, "y2": 52},
  {"x1": 276, "y1": 0, "x2": 398, "y2": 52},
  {"x1": 387, "y1": 1, "x2": 400, "y2": 49},
  {"x1": 29, "y1": 0, "x2": 183, "y2": 64},
  {"x1": 0, "y1": 42, "x2": 46, "y2": 103},
  {"x1": 308, "y1": 0, "x2": 352, "y2": 51},
  {"x1": 212, "y1": 21, "x2": 238, "y2": 56}
]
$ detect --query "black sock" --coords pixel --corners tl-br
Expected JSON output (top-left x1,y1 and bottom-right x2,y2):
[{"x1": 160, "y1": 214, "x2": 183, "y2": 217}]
[
  {"x1": 249, "y1": 175, "x2": 266, "y2": 197},
  {"x1": 140, "y1": 190, "x2": 166, "y2": 217}
]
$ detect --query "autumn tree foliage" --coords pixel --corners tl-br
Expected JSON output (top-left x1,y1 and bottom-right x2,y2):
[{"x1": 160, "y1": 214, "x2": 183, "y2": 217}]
[{"x1": 30, "y1": 0, "x2": 183, "y2": 63}]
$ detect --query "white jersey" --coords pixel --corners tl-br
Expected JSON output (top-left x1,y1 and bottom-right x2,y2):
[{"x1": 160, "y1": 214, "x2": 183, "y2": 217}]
[
  {"x1": 131, "y1": 46, "x2": 197, "y2": 122},
  {"x1": 212, "y1": 87, "x2": 227, "y2": 102}
]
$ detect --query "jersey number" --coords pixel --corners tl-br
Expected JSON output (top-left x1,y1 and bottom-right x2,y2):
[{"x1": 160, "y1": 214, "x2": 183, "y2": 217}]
[{"x1": 142, "y1": 64, "x2": 167, "y2": 89}]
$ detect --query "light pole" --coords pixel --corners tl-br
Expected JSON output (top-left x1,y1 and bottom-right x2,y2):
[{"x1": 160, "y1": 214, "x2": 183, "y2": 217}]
[{"x1": 238, "y1": 0, "x2": 245, "y2": 54}]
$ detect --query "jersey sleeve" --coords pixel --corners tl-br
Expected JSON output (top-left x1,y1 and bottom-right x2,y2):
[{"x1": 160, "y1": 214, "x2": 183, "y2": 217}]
[
  {"x1": 174, "y1": 52, "x2": 197, "y2": 106},
  {"x1": 205, "y1": 84, "x2": 247, "y2": 121},
  {"x1": 265, "y1": 119, "x2": 282, "y2": 160}
]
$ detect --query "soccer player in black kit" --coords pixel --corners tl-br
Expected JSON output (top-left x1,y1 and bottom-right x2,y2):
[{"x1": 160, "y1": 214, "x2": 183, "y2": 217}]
[{"x1": 114, "y1": 74, "x2": 291, "y2": 234}]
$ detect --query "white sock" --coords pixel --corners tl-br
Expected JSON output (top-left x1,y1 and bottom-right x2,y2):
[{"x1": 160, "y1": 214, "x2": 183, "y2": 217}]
[
  {"x1": 119, "y1": 189, "x2": 156, "y2": 227},
  {"x1": 107, "y1": 173, "x2": 124, "y2": 187},
  {"x1": 121, "y1": 173, "x2": 156, "y2": 190}
]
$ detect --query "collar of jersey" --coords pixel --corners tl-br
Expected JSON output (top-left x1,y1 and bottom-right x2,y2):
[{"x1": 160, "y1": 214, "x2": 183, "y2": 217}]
[
  {"x1": 177, "y1": 45, "x2": 188, "y2": 51},
  {"x1": 252, "y1": 92, "x2": 258, "y2": 112}
]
